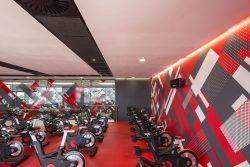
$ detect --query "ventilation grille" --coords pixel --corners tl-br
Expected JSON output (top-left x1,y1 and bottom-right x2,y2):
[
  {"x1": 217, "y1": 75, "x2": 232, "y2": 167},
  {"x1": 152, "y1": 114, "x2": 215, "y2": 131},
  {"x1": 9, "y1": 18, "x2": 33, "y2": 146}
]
[{"x1": 20, "y1": 0, "x2": 70, "y2": 15}]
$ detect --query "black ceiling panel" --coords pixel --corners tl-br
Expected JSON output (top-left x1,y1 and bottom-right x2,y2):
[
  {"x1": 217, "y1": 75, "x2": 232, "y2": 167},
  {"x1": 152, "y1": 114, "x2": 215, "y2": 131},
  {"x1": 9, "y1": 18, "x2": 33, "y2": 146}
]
[
  {"x1": 0, "y1": 61, "x2": 49, "y2": 76},
  {"x1": 15, "y1": 0, "x2": 113, "y2": 76},
  {"x1": 17, "y1": 0, "x2": 78, "y2": 17},
  {"x1": 63, "y1": 36, "x2": 103, "y2": 61},
  {"x1": 36, "y1": 17, "x2": 89, "y2": 37}
]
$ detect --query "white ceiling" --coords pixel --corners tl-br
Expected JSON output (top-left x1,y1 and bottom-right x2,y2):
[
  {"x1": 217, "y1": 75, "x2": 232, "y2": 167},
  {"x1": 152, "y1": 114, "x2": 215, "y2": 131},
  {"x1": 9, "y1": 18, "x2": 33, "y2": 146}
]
[
  {"x1": 75, "y1": 0, "x2": 250, "y2": 77},
  {"x1": 0, "y1": 1, "x2": 97, "y2": 75},
  {"x1": 0, "y1": 1, "x2": 249, "y2": 77},
  {"x1": 0, "y1": 67, "x2": 30, "y2": 75}
]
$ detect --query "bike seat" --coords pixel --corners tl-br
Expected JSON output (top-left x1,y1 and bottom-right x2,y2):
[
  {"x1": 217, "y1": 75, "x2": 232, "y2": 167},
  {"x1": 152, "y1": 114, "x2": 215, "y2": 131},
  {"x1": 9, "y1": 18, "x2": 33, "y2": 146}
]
[
  {"x1": 68, "y1": 132, "x2": 77, "y2": 137},
  {"x1": 30, "y1": 127, "x2": 40, "y2": 131},
  {"x1": 158, "y1": 148, "x2": 171, "y2": 156},
  {"x1": 63, "y1": 126, "x2": 71, "y2": 130}
]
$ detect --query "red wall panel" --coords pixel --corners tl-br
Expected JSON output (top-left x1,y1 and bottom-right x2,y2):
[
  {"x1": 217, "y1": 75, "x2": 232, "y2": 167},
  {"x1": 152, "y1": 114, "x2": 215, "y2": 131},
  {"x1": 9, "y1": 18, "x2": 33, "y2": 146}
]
[{"x1": 151, "y1": 18, "x2": 250, "y2": 166}]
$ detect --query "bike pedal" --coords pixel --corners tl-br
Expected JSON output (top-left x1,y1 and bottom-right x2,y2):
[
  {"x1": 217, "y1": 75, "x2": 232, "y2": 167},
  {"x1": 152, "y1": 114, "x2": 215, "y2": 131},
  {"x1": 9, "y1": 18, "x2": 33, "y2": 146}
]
[
  {"x1": 102, "y1": 127, "x2": 107, "y2": 133},
  {"x1": 134, "y1": 146, "x2": 140, "y2": 149},
  {"x1": 89, "y1": 147, "x2": 98, "y2": 157},
  {"x1": 134, "y1": 150, "x2": 142, "y2": 156},
  {"x1": 132, "y1": 136, "x2": 137, "y2": 142},
  {"x1": 97, "y1": 137, "x2": 104, "y2": 143}
]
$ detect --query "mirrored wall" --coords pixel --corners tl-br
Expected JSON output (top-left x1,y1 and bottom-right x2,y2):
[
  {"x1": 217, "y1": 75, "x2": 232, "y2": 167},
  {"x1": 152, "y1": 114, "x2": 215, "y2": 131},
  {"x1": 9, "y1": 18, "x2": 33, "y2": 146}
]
[{"x1": 0, "y1": 79, "x2": 116, "y2": 120}]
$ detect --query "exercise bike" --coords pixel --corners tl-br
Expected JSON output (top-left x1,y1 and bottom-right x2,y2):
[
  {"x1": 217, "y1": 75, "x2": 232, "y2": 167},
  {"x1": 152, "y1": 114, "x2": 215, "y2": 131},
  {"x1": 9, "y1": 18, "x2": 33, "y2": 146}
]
[
  {"x1": 20, "y1": 119, "x2": 49, "y2": 147},
  {"x1": 3, "y1": 111, "x2": 48, "y2": 147},
  {"x1": 81, "y1": 106, "x2": 108, "y2": 132},
  {"x1": 136, "y1": 133, "x2": 198, "y2": 167},
  {"x1": 0, "y1": 126, "x2": 28, "y2": 167},
  {"x1": 66, "y1": 126, "x2": 98, "y2": 157},
  {"x1": 133, "y1": 131, "x2": 175, "y2": 156},
  {"x1": 1, "y1": 110, "x2": 49, "y2": 147},
  {"x1": 42, "y1": 112, "x2": 72, "y2": 136},
  {"x1": 73, "y1": 111, "x2": 104, "y2": 142},
  {"x1": 29, "y1": 129, "x2": 85, "y2": 167}
]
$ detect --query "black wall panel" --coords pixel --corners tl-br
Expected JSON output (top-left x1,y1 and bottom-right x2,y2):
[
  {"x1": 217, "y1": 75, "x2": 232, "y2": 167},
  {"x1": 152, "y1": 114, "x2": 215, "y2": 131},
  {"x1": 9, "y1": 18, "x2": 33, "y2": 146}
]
[{"x1": 115, "y1": 79, "x2": 151, "y2": 121}]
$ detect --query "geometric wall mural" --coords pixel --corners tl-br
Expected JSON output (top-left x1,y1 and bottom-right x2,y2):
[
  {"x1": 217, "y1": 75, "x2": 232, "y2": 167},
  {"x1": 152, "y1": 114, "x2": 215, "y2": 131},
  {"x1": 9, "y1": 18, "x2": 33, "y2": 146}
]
[{"x1": 151, "y1": 18, "x2": 250, "y2": 166}]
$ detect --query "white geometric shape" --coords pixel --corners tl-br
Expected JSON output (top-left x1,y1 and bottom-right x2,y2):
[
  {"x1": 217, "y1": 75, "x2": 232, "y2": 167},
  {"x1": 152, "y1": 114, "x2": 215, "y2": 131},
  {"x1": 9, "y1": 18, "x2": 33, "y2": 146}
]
[
  {"x1": 151, "y1": 102, "x2": 155, "y2": 113},
  {"x1": 175, "y1": 66, "x2": 181, "y2": 79},
  {"x1": 233, "y1": 65, "x2": 250, "y2": 94},
  {"x1": 220, "y1": 99, "x2": 250, "y2": 152},
  {"x1": 169, "y1": 66, "x2": 173, "y2": 77},
  {"x1": 232, "y1": 94, "x2": 248, "y2": 111},
  {"x1": 157, "y1": 74, "x2": 163, "y2": 88},
  {"x1": 8, "y1": 92, "x2": 15, "y2": 100},
  {"x1": 191, "y1": 49, "x2": 219, "y2": 96},
  {"x1": 207, "y1": 162, "x2": 212, "y2": 167},
  {"x1": 234, "y1": 161, "x2": 250, "y2": 167},
  {"x1": 165, "y1": 88, "x2": 176, "y2": 116},
  {"x1": 152, "y1": 82, "x2": 156, "y2": 96},
  {"x1": 164, "y1": 89, "x2": 173, "y2": 109},
  {"x1": 182, "y1": 90, "x2": 193, "y2": 109},
  {"x1": 189, "y1": 75, "x2": 194, "y2": 83},
  {"x1": 244, "y1": 57, "x2": 250, "y2": 66},
  {"x1": 198, "y1": 91, "x2": 210, "y2": 108},
  {"x1": 154, "y1": 92, "x2": 157, "y2": 102},
  {"x1": 195, "y1": 105, "x2": 206, "y2": 123},
  {"x1": 164, "y1": 120, "x2": 167, "y2": 130}
]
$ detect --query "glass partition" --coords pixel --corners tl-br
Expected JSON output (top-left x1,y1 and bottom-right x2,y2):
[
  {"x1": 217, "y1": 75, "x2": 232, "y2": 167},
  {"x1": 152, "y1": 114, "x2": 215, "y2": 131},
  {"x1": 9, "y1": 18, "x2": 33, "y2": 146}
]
[{"x1": 0, "y1": 79, "x2": 117, "y2": 121}]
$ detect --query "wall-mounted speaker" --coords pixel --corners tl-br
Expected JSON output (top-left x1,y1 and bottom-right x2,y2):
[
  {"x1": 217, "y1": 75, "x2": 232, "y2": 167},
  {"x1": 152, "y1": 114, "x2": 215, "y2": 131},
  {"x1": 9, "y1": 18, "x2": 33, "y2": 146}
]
[{"x1": 170, "y1": 78, "x2": 185, "y2": 88}]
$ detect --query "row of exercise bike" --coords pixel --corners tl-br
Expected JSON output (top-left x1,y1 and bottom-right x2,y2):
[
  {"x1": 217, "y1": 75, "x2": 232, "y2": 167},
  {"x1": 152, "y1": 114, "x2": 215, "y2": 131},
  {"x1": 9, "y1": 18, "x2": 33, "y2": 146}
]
[
  {"x1": 0, "y1": 105, "x2": 109, "y2": 167},
  {"x1": 128, "y1": 107, "x2": 198, "y2": 167}
]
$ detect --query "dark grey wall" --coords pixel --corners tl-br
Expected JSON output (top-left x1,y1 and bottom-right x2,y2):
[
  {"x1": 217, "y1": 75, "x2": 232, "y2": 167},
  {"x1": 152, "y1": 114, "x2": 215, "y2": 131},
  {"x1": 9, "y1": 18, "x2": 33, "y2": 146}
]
[{"x1": 115, "y1": 79, "x2": 151, "y2": 121}]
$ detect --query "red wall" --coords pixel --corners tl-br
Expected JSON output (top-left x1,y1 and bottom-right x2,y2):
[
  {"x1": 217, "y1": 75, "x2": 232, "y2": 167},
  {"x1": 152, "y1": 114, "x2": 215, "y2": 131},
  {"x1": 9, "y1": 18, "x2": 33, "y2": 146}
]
[{"x1": 151, "y1": 18, "x2": 250, "y2": 166}]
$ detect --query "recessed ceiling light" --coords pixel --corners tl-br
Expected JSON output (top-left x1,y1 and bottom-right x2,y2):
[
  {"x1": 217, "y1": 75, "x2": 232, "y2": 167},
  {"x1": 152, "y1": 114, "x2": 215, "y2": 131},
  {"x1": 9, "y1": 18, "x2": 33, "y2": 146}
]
[
  {"x1": 139, "y1": 58, "x2": 145, "y2": 62},
  {"x1": 92, "y1": 58, "x2": 96, "y2": 62}
]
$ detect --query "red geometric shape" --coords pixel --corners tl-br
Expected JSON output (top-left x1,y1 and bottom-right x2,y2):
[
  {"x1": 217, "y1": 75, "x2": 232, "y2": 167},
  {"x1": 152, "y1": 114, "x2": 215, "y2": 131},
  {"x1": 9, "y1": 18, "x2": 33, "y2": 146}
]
[
  {"x1": 234, "y1": 23, "x2": 250, "y2": 44},
  {"x1": 237, "y1": 47, "x2": 250, "y2": 61},
  {"x1": 31, "y1": 82, "x2": 39, "y2": 90},
  {"x1": 48, "y1": 79, "x2": 55, "y2": 85},
  {"x1": 218, "y1": 51, "x2": 239, "y2": 75}
]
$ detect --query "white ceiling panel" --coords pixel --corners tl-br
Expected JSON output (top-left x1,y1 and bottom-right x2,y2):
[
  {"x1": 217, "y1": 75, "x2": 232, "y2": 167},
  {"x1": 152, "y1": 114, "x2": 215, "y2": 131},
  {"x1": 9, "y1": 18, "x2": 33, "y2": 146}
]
[
  {"x1": 0, "y1": 67, "x2": 30, "y2": 75},
  {"x1": 0, "y1": 1, "x2": 98, "y2": 75},
  {"x1": 75, "y1": 0, "x2": 250, "y2": 77}
]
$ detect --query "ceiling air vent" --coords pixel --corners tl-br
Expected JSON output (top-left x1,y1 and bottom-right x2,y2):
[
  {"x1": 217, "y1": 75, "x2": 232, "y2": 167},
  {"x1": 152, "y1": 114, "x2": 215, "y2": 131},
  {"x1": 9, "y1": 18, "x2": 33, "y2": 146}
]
[{"x1": 19, "y1": 0, "x2": 70, "y2": 15}]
